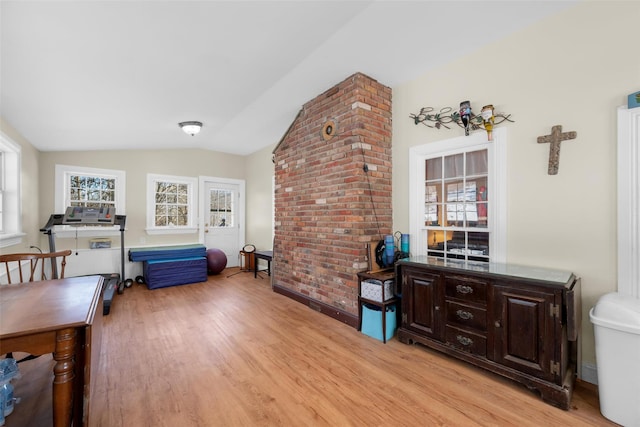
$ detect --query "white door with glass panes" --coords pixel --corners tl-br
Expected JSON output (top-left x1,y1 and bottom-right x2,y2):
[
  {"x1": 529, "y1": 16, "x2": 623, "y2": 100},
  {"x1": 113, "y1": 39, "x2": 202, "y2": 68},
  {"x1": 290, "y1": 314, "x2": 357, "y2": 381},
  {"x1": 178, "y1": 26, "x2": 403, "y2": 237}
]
[{"x1": 203, "y1": 180, "x2": 243, "y2": 267}]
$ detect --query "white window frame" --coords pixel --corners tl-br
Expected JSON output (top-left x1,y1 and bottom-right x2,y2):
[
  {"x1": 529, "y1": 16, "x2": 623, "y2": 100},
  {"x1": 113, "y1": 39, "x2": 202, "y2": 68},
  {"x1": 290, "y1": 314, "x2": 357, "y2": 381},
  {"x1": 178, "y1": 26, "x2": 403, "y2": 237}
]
[
  {"x1": 617, "y1": 106, "x2": 640, "y2": 297},
  {"x1": 0, "y1": 132, "x2": 25, "y2": 248},
  {"x1": 0, "y1": 152, "x2": 3, "y2": 231},
  {"x1": 54, "y1": 164, "x2": 126, "y2": 237},
  {"x1": 409, "y1": 127, "x2": 507, "y2": 263},
  {"x1": 146, "y1": 173, "x2": 198, "y2": 235}
]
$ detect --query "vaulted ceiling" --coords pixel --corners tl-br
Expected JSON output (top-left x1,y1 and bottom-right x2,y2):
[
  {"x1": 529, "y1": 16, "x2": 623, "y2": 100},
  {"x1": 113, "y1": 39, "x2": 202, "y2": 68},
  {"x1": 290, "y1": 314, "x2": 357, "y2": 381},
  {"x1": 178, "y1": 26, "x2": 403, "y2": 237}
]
[{"x1": 1, "y1": 1, "x2": 575, "y2": 155}]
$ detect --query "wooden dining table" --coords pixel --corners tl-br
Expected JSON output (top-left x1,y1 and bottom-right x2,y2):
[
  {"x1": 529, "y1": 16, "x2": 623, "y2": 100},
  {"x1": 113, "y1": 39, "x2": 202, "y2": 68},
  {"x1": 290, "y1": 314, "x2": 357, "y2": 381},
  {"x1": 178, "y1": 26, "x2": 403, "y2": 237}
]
[{"x1": 0, "y1": 275, "x2": 104, "y2": 427}]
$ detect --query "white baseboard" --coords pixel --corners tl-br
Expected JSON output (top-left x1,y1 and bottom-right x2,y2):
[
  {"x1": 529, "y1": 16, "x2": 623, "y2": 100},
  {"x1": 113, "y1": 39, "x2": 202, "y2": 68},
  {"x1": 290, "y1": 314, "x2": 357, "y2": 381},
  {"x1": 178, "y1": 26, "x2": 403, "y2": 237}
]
[{"x1": 581, "y1": 362, "x2": 598, "y2": 385}]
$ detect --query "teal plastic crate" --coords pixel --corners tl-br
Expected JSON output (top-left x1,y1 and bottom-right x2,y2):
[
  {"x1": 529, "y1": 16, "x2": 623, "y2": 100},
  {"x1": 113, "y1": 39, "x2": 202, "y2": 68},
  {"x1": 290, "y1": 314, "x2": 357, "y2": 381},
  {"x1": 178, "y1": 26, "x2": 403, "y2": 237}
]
[
  {"x1": 361, "y1": 304, "x2": 396, "y2": 342},
  {"x1": 629, "y1": 91, "x2": 640, "y2": 109}
]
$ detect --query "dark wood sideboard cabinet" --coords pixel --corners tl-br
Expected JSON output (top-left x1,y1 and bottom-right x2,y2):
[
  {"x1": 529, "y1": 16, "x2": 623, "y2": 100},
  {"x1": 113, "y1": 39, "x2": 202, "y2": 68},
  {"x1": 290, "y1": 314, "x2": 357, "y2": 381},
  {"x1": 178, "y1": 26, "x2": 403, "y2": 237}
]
[{"x1": 396, "y1": 256, "x2": 581, "y2": 410}]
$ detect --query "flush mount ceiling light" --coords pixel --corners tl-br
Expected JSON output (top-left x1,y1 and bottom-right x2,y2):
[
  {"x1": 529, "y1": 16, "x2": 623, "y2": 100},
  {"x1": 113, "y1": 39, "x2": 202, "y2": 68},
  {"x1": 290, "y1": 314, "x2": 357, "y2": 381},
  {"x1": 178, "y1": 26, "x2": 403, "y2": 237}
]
[{"x1": 179, "y1": 121, "x2": 203, "y2": 136}]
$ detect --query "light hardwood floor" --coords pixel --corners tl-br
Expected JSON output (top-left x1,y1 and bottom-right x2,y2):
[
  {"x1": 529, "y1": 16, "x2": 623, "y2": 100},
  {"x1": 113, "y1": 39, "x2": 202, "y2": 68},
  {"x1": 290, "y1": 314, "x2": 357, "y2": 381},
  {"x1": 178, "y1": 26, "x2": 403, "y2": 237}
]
[{"x1": 6, "y1": 269, "x2": 616, "y2": 426}]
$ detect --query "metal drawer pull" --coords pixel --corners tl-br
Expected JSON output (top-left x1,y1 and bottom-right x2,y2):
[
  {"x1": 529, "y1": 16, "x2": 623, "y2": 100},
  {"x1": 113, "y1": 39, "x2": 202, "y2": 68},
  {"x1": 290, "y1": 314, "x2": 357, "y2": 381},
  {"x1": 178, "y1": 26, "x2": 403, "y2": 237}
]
[
  {"x1": 456, "y1": 335, "x2": 474, "y2": 346},
  {"x1": 456, "y1": 310, "x2": 474, "y2": 320},
  {"x1": 456, "y1": 284, "x2": 473, "y2": 294}
]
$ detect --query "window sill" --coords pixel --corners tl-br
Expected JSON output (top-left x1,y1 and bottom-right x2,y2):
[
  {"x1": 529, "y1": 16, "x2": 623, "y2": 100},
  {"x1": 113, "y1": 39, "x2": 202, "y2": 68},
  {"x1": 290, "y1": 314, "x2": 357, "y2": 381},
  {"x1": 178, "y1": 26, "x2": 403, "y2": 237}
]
[
  {"x1": 0, "y1": 232, "x2": 26, "y2": 248},
  {"x1": 145, "y1": 227, "x2": 198, "y2": 235}
]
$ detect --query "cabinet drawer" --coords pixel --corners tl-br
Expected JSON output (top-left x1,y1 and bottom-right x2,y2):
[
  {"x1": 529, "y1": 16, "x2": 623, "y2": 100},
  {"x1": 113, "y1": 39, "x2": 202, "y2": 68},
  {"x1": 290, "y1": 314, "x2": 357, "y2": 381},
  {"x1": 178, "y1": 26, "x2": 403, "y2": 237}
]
[
  {"x1": 445, "y1": 275, "x2": 487, "y2": 304},
  {"x1": 446, "y1": 326, "x2": 486, "y2": 357},
  {"x1": 445, "y1": 301, "x2": 487, "y2": 332}
]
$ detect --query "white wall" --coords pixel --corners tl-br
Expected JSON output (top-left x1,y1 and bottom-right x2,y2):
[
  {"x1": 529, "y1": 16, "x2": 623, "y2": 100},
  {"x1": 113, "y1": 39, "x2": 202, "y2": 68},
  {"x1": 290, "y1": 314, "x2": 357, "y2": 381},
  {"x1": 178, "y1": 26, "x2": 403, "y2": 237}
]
[
  {"x1": 29, "y1": 149, "x2": 245, "y2": 280},
  {"x1": 38, "y1": 148, "x2": 246, "y2": 250},
  {"x1": 392, "y1": 1, "x2": 640, "y2": 379},
  {"x1": 245, "y1": 142, "x2": 276, "y2": 251}
]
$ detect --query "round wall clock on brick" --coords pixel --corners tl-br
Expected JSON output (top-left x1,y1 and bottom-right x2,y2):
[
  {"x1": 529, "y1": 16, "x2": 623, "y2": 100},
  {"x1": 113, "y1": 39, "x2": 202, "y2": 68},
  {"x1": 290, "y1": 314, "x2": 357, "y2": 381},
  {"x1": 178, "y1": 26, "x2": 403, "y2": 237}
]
[{"x1": 321, "y1": 120, "x2": 337, "y2": 140}]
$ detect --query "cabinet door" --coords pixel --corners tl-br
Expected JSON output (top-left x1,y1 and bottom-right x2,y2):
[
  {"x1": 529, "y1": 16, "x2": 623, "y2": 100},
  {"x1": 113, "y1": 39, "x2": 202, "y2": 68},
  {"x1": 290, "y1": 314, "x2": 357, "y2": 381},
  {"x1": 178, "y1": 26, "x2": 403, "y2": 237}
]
[
  {"x1": 402, "y1": 269, "x2": 445, "y2": 341},
  {"x1": 491, "y1": 285, "x2": 559, "y2": 382}
]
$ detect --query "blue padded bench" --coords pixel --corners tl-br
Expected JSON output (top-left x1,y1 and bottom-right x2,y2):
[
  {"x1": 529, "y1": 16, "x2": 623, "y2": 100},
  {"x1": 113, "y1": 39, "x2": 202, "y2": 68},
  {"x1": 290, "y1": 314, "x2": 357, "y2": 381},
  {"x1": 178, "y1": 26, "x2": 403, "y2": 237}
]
[
  {"x1": 129, "y1": 244, "x2": 207, "y2": 289},
  {"x1": 143, "y1": 257, "x2": 208, "y2": 290},
  {"x1": 129, "y1": 244, "x2": 206, "y2": 262}
]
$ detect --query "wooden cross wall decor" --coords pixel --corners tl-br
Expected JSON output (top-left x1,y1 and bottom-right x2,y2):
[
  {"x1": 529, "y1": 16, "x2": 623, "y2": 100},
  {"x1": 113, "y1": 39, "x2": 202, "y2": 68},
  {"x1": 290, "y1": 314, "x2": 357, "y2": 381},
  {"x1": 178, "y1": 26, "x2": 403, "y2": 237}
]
[{"x1": 537, "y1": 125, "x2": 577, "y2": 175}]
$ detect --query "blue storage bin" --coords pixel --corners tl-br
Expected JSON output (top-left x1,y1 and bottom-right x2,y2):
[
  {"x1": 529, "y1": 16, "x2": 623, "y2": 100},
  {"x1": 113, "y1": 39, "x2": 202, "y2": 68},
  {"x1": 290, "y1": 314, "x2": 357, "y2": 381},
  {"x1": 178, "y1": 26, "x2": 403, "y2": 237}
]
[{"x1": 361, "y1": 304, "x2": 396, "y2": 342}]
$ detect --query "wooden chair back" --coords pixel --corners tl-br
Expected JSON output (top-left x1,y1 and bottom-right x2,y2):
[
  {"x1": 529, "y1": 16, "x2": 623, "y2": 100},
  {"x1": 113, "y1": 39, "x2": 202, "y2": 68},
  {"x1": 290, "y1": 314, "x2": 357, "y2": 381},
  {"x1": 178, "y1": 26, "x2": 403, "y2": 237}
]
[{"x1": 0, "y1": 250, "x2": 73, "y2": 284}]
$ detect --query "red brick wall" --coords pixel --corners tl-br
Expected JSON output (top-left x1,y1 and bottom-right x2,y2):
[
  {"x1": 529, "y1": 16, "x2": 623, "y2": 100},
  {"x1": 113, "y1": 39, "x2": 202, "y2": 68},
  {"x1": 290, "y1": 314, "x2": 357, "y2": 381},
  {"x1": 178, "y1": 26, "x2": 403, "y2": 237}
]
[{"x1": 272, "y1": 73, "x2": 392, "y2": 316}]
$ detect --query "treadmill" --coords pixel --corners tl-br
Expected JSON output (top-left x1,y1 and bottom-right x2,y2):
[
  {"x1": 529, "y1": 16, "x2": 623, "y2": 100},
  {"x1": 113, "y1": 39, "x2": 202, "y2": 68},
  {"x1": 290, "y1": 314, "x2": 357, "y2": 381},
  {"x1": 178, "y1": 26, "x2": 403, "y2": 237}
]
[{"x1": 41, "y1": 206, "x2": 126, "y2": 315}]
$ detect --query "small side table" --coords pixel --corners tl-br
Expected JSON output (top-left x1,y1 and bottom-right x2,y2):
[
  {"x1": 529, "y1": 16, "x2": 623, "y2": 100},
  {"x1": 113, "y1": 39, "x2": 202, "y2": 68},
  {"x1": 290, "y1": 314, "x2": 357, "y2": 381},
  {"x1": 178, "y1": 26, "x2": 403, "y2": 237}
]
[
  {"x1": 254, "y1": 250, "x2": 273, "y2": 278},
  {"x1": 357, "y1": 269, "x2": 396, "y2": 343}
]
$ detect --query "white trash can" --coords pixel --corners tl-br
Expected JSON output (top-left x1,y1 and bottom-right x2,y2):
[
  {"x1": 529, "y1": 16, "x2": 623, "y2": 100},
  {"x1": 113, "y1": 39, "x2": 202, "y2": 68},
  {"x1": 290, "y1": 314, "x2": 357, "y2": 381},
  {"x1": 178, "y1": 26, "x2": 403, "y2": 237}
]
[{"x1": 589, "y1": 292, "x2": 640, "y2": 427}]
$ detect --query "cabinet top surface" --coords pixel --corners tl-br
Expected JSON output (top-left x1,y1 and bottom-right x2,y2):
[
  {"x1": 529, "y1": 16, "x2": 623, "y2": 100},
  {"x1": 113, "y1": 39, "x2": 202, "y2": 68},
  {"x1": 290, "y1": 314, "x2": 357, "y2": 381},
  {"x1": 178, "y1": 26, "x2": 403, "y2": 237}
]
[
  {"x1": 398, "y1": 256, "x2": 574, "y2": 285},
  {"x1": 357, "y1": 269, "x2": 395, "y2": 280}
]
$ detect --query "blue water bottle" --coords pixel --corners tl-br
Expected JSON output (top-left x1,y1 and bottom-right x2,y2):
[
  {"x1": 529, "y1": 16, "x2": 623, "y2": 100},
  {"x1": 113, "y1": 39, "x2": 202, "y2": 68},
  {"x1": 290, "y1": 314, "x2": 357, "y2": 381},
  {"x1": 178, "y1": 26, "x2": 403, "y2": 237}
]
[
  {"x1": 2, "y1": 382, "x2": 13, "y2": 417},
  {"x1": 384, "y1": 235, "x2": 395, "y2": 266},
  {"x1": 401, "y1": 234, "x2": 410, "y2": 254},
  {"x1": 0, "y1": 384, "x2": 5, "y2": 425}
]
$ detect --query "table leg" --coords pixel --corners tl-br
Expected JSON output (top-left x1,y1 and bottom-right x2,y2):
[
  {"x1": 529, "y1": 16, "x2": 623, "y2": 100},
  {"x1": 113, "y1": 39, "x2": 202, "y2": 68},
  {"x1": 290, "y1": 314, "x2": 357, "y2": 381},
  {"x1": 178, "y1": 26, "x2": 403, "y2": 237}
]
[
  {"x1": 254, "y1": 253, "x2": 258, "y2": 278},
  {"x1": 74, "y1": 327, "x2": 88, "y2": 427},
  {"x1": 53, "y1": 328, "x2": 76, "y2": 427}
]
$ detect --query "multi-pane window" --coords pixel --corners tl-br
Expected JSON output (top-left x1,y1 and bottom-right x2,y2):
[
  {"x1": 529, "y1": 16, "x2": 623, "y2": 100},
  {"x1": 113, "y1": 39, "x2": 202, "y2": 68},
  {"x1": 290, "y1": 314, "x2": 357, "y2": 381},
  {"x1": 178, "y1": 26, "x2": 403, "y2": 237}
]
[
  {"x1": 55, "y1": 165, "x2": 125, "y2": 224},
  {"x1": 0, "y1": 152, "x2": 4, "y2": 233},
  {"x1": 146, "y1": 174, "x2": 197, "y2": 232},
  {"x1": 0, "y1": 190, "x2": 3, "y2": 233},
  {"x1": 68, "y1": 174, "x2": 116, "y2": 209},
  {"x1": 410, "y1": 130, "x2": 506, "y2": 263},
  {"x1": 425, "y1": 149, "x2": 490, "y2": 262},
  {"x1": 0, "y1": 134, "x2": 24, "y2": 247},
  {"x1": 209, "y1": 189, "x2": 234, "y2": 227},
  {"x1": 154, "y1": 181, "x2": 189, "y2": 227}
]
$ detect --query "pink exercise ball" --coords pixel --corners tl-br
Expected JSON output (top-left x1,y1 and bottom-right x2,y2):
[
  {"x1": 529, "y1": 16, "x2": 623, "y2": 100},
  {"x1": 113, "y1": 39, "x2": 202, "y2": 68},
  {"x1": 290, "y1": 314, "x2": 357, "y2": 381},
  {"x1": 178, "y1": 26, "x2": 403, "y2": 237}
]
[{"x1": 206, "y1": 248, "x2": 227, "y2": 274}]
